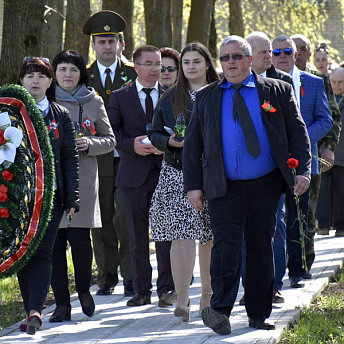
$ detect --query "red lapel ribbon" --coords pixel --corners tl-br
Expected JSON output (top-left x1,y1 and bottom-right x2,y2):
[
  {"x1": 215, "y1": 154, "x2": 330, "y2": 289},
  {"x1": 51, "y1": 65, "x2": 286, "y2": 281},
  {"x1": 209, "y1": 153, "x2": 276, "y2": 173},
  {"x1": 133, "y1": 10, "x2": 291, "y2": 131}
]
[
  {"x1": 47, "y1": 119, "x2": 60, "y2": 139},
  {"x1": 83, "y1": 117, "x2": 96, "y2": 135}
]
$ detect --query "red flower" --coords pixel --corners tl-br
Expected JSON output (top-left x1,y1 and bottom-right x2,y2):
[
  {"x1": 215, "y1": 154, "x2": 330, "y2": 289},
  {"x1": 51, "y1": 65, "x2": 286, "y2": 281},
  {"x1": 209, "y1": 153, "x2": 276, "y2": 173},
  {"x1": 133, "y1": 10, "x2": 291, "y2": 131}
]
[
  {"x1": 287, "y1": 158, "x2": 299, "y2": 169},
  {"x1": 2, "y1": 170, "x2": 13, "y2": 181},
  {"x1": 0, "y1": 208, "x2": 10, "y2": 218},
  {"x1": 0, "y1": 129, "x2": 6, "y2": 145},
  {"x1": 0, "y1": 184, "x2": 9, "y2": 202}
]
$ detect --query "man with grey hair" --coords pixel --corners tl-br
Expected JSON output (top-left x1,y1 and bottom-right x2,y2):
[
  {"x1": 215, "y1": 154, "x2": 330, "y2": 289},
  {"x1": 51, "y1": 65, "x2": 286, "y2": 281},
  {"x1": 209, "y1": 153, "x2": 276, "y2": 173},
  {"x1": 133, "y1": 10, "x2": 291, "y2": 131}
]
[
  {"x1": 183, "y1": 35, "x2": 311, "y2": 334},
  {"x1": 290, "y1": 34, "x2": 312, "y2": 71},
  {"x1": 272, "y1": 34, "x2": 333, "y2": 288},
  {"x1": 239, "y1": 31, "x2": 294, "y2": 305}
]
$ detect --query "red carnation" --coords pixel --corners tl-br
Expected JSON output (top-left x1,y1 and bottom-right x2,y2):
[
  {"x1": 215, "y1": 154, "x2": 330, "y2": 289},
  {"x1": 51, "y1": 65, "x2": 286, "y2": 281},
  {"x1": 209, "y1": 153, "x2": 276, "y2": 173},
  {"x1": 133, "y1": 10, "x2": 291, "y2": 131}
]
[
  {"x1": 0, "y1": 184, "x2": 9, "y2": 202},
  {"x1": 287, "y1": 158, "x2": 299, "y2": 169},
  {"x1": 2, "y1": 170, "x2": 13, "y2": 181},
  {"x1": 0, "y1": 208, "x2": 10, "y2": 218}
]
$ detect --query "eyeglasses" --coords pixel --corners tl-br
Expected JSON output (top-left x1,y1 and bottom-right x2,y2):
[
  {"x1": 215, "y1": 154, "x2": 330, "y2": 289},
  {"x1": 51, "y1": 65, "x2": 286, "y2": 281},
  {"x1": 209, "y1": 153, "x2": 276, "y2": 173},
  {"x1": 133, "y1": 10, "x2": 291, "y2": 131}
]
[
  {"x1": 135, "y1": 62, "x2": 162, "y2": 68},
  {"x1": 23, "y1": 56, "x2": 50, "y2": 63},
  {"x1": 161, "y1": 66, "x2": 178, "y2": 73},
  {"x1": 219, "y1": 54, "x2": 250, "y2": 62},
  {"x1": 272, "y1": 48, "x2": 293, "y2": 57}
]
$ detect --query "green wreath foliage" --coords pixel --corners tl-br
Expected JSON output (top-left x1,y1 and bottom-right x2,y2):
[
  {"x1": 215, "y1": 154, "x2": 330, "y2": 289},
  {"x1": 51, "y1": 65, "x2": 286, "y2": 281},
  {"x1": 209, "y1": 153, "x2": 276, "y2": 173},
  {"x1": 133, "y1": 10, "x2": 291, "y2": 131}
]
[{"x1": 0, "y1": 84, "x2": 55, "y2": 278}]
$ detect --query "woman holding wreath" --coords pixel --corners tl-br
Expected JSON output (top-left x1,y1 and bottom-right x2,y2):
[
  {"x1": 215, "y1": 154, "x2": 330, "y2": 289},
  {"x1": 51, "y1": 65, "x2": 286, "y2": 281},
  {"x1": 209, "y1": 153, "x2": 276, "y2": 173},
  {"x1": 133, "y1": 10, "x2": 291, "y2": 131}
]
[{"x1": 17, "y1": 57, "x2": 79, "y2": 335}]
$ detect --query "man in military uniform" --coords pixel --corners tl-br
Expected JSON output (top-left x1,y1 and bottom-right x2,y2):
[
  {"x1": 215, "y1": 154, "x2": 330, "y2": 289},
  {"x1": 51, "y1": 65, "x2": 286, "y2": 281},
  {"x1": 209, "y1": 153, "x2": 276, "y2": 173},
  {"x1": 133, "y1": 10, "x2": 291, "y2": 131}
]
[
  {"x1": 83, "y1": 10, "x2": 137, "y2": 296},
  {"x1": 291, "y1": 34, "x2": 341, "y2": 272}
]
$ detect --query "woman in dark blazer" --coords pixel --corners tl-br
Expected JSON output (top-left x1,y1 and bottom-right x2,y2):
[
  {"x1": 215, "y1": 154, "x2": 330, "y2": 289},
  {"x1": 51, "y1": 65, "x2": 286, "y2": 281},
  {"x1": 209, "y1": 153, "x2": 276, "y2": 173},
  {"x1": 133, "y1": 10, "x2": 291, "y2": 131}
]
[
  {"x1": 149, "y1": 43, "x2": 219, "y2": 322},
  {"x1": 17, "y1": 57, "x2": 79, "y2": 335}
]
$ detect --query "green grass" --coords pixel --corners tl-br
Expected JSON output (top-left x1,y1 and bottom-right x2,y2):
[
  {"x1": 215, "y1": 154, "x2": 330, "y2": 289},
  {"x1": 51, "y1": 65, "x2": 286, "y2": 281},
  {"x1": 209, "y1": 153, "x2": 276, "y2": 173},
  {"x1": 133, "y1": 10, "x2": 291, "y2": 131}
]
[{"x1": 281, "y1": 270, "x2": 344, "y2": 344}]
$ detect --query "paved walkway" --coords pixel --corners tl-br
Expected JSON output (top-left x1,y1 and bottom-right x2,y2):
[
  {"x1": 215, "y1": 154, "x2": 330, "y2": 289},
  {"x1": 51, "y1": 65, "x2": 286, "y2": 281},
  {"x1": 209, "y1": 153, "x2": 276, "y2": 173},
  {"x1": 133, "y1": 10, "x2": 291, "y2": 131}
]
[{"x1": 1, "y1": 231, "x2": 344, "y2": 344}]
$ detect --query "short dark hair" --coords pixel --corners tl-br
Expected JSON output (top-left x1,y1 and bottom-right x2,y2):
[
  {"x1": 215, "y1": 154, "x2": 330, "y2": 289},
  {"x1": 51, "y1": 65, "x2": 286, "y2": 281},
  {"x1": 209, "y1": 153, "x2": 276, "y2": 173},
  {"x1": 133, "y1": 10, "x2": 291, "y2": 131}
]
[
  {"x1": 18, "y1": 58, "x2": 56, "y2": 102},
  {"x1": 160, "y1": 47, "x2": 180, "y2": 67},
  {"x1": 52, "y1": 50, "x2": 90, "y2": 86},
  {"x1": 133, "y1": 45, "x2": 160, "y2": 62}
]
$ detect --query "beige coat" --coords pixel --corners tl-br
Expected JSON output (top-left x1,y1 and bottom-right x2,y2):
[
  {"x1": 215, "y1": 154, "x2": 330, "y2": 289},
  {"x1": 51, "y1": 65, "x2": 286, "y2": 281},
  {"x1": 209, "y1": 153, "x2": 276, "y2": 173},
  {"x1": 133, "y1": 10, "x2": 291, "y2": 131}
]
[{"x1": 58, "y1": 91, "x2": 116, "y2": 228}]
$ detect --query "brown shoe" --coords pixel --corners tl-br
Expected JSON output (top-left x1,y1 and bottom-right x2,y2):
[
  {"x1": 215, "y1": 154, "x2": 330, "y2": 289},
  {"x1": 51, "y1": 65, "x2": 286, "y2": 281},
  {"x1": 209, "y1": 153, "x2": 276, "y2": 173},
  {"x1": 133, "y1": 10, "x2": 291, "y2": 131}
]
[
  {"x1": 239, "y1": 295, "x2": 245, "y2": 305},
  {"x1": 335, "y1": 229, "x2": 344, "y2": 237},
  {"x1": 317, "y1": 228, "x2": 330, "y2": 235},
  {"x1": 272, "y1": 288, "x2": 284, "y2": 303}
]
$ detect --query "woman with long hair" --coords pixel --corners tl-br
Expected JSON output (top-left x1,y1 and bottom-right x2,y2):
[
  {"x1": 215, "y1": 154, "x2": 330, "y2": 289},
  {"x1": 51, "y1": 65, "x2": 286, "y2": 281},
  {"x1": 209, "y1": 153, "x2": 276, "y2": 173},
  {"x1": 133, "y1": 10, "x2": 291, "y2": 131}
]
[{"x1": 149, "y1": 42, "x2": 219, "y2": 321}]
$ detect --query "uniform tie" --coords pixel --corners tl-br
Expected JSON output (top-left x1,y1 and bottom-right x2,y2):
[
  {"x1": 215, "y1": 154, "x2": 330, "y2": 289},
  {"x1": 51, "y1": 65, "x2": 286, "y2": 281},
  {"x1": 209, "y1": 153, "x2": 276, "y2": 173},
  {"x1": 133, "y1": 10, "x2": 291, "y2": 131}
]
[
  {"x1": 232, "y1": 84, "x2": 261, "y2": 158},
  {"x1": 105, "y1": 68, "x2": 112, "y2": 95},
  {"x1": 142, "y1": 88, "x2": 154, "y2": 123}
]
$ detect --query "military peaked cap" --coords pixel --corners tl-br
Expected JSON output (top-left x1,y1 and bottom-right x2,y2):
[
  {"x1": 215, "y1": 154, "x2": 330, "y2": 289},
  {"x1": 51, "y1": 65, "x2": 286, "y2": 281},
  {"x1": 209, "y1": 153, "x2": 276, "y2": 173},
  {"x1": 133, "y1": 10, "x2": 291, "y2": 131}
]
[{"x1": 83, "y1": 10, "x2": 126, "y2": 36}]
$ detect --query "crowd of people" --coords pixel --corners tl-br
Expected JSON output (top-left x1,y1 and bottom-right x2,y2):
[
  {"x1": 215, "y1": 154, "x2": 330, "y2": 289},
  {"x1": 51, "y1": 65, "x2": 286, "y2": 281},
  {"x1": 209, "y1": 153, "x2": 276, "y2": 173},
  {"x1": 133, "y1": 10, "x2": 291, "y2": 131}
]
[{"x1": 13, "y1": 9, "x2": 344, "y2": 337}]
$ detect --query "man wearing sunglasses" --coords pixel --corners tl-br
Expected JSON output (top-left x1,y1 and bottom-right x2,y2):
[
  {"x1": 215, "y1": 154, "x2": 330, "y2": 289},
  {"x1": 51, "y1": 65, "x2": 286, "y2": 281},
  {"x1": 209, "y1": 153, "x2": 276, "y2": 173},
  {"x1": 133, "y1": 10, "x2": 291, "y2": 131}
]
[
  {"x1": 291, "y1": 34, "x2": 342, "y2": 274},
  {"x1": 236, "y1": 32, "x2": 294, "y2": 306},
  {"x1": 272, "y1": 35, "x2": 333, "y2": 289},
  {"x1": 183, "y1": 35, "x2": 311, "y2": 335}
]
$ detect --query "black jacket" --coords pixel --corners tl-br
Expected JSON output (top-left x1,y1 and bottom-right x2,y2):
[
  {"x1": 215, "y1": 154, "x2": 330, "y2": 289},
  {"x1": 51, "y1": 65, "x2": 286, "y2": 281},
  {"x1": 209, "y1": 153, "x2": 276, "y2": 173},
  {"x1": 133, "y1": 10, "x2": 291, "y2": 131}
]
[
  {"x1": 183, "y1": 72, "x2": 311, "y2": 200},
  {"x1": 149, "y1": 89, "x2": 193, "y2": 170},
  {"x1": 47, "y1": 103, "x2": 79, "y2": 211}
]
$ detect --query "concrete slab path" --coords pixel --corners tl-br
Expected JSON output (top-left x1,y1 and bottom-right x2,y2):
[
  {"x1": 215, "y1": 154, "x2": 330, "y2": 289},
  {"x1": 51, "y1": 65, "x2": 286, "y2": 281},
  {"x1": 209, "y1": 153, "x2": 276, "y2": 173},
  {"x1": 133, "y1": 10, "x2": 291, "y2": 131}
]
[{"x1": 1, "y1": 231, "x2": 343, "y2": 344}]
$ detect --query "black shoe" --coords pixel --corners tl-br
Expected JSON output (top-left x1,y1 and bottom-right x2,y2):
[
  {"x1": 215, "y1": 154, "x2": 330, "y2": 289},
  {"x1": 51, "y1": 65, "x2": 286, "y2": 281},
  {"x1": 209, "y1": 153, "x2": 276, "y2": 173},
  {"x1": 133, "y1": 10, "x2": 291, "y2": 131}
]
[
  {"x1": 303, "y1": 272, "x2": 312, "y2": 279},
  {"x1": 272, "y1": 288, "x2": 284, "y2": 304},
  {"x1": 239, "y1": 295, "x2": 245, "y2": 305},
  {"x1": 290, "y1": 276, "x2": 305, "y2": 288},
  {"x1": 127, "y1": 293, "x2": 151, "y2": 306},
  {"x1": 49, "y1": 304, "x2": 72, "y2": 322},
  {"x1": 158, "y1": 290, "x2": 177, "y2": 308},
  {"x1": 335, "y1": 229, "x2": 344, "y2": 237},
  {"x1": 96, "y1": 284, "x2": 114, "y2": 296},
  {"x1": 79, "y1": 292, "x2": 95, "y2": 317},
  {"x1": 248, "y1": 317, "x2": 275, "y2": 330},
  {"x1": 123, "y1": 279, "x2": 135, "y2": 297},
  {"x1": 201, "y1": 307, "x2": 231, "y2": 335}
]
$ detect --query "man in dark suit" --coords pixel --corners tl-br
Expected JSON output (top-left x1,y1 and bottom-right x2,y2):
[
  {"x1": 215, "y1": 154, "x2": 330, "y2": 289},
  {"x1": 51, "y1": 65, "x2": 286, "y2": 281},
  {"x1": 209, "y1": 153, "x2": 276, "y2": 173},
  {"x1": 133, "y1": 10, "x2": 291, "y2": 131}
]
[
  {"x1": 183, "y1": 35, "x2": 311, "y2": 335},
  {"x1": 291, "y1": 34, "x2": 341, "y2": 271},
  {"x1": 272, "y1": 35, "x2": 333, "y2": 288},
  {"x1": 83, "y1": 10, "x2": 136, "y2": 297},
  {"x1": 237, "y1": 31, "x2": 294, "y2": 305},
  {"x1": 108, "y1": 45, "x2": 175, "y2": 306}
]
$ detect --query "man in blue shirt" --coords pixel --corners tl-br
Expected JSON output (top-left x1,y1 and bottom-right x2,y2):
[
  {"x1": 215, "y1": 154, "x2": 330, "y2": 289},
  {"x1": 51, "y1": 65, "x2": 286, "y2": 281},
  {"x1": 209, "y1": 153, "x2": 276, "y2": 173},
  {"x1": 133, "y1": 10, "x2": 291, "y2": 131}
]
[{"x1": 183, "y1": 35, "x2": 311, "y2": 335}]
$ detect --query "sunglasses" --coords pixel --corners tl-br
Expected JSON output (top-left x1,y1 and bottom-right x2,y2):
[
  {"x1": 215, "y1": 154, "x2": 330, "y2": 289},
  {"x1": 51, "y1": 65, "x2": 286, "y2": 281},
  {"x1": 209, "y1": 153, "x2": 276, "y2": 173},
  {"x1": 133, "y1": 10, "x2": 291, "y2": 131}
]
[
  {"x1": 219, "y1": 54, "x2": 250, "y2": 62},
  {"x1": 161, "y1": 66, "x2": 178, "y2": 73},
  {"x1": 272, "y1": 48, "x2": 293, "y2": 57},
  {"x1": 23, "y1": 56, "x2": 50, "y2": 63}
]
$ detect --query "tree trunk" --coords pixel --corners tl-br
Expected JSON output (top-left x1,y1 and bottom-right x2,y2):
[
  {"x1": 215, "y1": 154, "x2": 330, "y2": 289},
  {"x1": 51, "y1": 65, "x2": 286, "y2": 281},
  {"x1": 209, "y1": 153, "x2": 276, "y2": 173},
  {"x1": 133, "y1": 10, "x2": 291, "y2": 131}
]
[
  {"x1": 41, "y1": 0, "x2": 64, "y2": 61},
  {"x1": 64, "y1": 0, "x2": 90, "y2": 62},
  {"x1": 103, "y1": 0, "x2": 135, "y2": 60},
  {"x1": 186, "y1": 0, "x2": 214, "y2": 47},
  {"x1": 0, "y1": 0, "x2": 45, "y2": 84},
  {"x1": 171, "y1": 0, "x2": 183, "y2": 52},
  {"x1": 144, "y1": 0, "x2": 172, "y2": 48},
  {"x1": 208, "y1": 2, "x2": 217, "y2": 59},
  {"x1": 229, "y1": 0, "x2": 244, "y2": 36}
]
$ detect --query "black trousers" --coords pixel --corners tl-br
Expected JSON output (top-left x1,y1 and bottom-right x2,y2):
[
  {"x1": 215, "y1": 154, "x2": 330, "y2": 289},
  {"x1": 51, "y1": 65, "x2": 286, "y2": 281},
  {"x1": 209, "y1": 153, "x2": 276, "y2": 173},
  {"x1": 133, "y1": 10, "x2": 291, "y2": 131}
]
[
  {"x1": 92, "y1": 157, "x2": 132, "y2": 287},
  {"x1": 121, "y1": 165, "x2": 174, "y2": 296},
  {"x1": 208, "y1": 169, "x2": 284, "y2": 319},
  {"x1": 51, "y1": 227, "x2": 93, "y2": 305},
  {"x1": 17, "y1": 195, "x2": 63, "y2": 314},
  {"x1": 318, "y1": 165, "x2": 344, "y2": 230}
]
